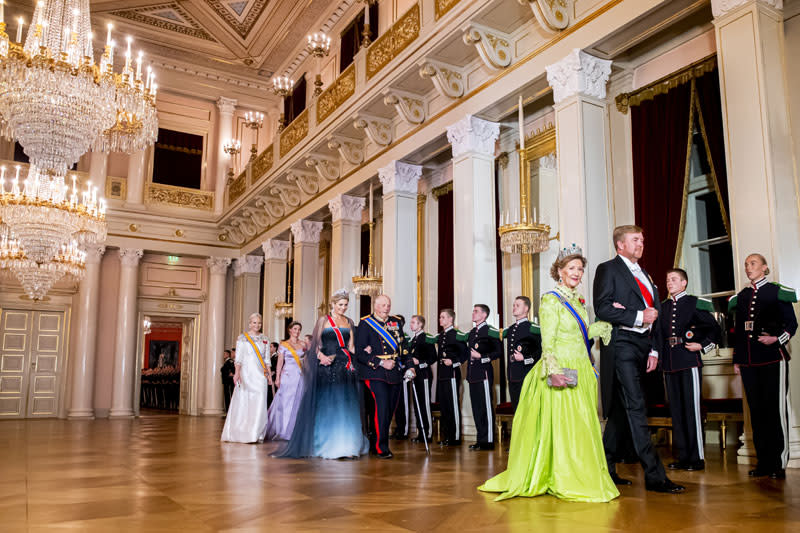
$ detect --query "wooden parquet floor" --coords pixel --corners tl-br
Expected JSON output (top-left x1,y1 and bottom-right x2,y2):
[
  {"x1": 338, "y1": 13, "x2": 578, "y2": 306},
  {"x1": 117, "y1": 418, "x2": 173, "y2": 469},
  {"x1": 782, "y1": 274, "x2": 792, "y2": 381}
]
[{"x1": 1, "y1": 414, "x2": 799, "y2": 532}]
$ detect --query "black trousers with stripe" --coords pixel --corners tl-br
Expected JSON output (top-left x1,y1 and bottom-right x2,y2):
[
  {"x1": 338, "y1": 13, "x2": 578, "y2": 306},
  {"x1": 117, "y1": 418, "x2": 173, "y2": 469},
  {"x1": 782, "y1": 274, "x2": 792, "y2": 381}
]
[
  {"x1": 740, "y1": 361, "x2": 790, "y2": 471},
  {"x1": 509, "y1": 380, "x2": 524, "y2": 412},
  {"x1": 438, "y1": 377, "x2": 461, "y2": 442},
  {"x1": 364, "y1": 379, "x2": 400, "y2": 455},
  {"x1": 469, "y1": 377, "x2": 495, "y2": 445},
  {"x1": 665, "y1": 367, "x2": 704, "y2": 463},
  {"x1": 412, "y1": 376, "x2": 433, "y2": 439},
  {"x1": 392, "y1": 381, "x2": 412, "y2": 437}
]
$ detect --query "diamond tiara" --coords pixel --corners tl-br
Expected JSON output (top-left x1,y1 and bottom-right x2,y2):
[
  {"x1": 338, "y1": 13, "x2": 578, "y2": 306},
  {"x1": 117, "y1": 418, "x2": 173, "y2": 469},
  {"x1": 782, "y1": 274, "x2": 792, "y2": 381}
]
[{"x1": 557, "y1": 243, "x2": 583, "y2": 261}]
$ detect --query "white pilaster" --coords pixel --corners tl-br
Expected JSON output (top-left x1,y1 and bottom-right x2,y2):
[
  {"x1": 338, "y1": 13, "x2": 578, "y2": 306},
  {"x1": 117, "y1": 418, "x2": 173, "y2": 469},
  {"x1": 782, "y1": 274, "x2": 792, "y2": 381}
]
[
  {"x1": 67, "y1": 245, "x2": 106, "y2": 419},
  {"x1": 291, "y1": 220, "x2": 323, "y2": 330},
  {"x1": 232, "y1": 255, "x2": 264, "y2": 338},
  {"x1": 445, "y1": 115, "x2": 501, "y2": 329},
  {"x1": 329, "y1": 194, "x2": 366, "y2": 322},
  {"x1": 202, "y1": 257, "x2": 231, "y2": 416},
  {"x1": 88, "y1": 151, "x2": 108, "y2": 200},
  {"x1": 124, "y1": 150, "x2": 147, "y2": 208},
  {"x1": 216, "y1": 97, "x2": 237, "y2": 214},
  {"x1": 262, "y1": 239, "x2": 289, "y2": 340},
  {"x1": 379, "y1": 162, "x2": 422, "y2": 322},
  {"x1": 109, "y1": 248, "x2": 143, "y2": 418},
  {"x1": 546, "y1": 49, "x2": 613, "y2": 308},
  {"x1": 711, "y1": 0, "x2": 800, "y2": 466}
]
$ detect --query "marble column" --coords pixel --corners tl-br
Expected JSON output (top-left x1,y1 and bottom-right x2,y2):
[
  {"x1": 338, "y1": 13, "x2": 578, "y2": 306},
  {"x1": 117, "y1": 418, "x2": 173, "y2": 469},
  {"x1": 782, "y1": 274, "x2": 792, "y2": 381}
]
[
  {"x1": 445, "y1": 115, "x2": 500, "y2": 439},
  {"x1": 109, "y1": 248, "x2": 143, "y2": 418},
  {"x1": 291, "y1": 220, "x2": 323, "y2": 331},
  {"x1": 67, "y1": 245, "x2": 106, "y2": 419},
  {"x1": 546, "y1": 49, "x2": 614, "y2": 309},
  {"x1": 379, "y1": 162, "x2": 422, "y2": 322},
  {"x1": 232, "y1": 255, "x2": 264, "y2": 339},
  {"x1": 216, "y1": 97, "x2": 237, "y2": 214},
  {"x1": 88, "y1": 151, "x2": 109, "y2": 199},
  {"x1": 711, "y1": 0, "x2": 800, "y2": 466},
  {"x1": 202, "y1": 257, "x2": 231, "y2": 416},
  {"x1": 124, "y1": 150, "x2": 147, "y2": 208},
  {"x1": 328, "y1": 194, "x2": 366, "y2": 322},
  {"x1": 262, "y1": 239, "x2": 289, "y2": 341},
  {"x1": 445, "y1": 115, "x2": 501, "y2": 329}
]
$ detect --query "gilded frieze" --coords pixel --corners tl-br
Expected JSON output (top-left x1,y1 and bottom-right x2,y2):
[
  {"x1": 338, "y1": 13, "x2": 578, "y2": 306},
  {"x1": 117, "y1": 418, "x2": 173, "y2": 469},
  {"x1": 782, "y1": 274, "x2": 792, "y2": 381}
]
[
  {"x1": 228, "y1": 171, "x2": 247, "y2": 205},
  {"x1": 279, "y1": 109, "x2": 309, "y2": 158},
  {"x1": 148, "y1": 183, "x2": 214, "y2": 211},
  {"x1": 317, "y1": 64, "x2": 356, "y2": 124},
  {"x1": 251, "y1": 145, "x2": 274, "y2": 184},
  {"x1": 367, "y1": 3, "x2": 420, "y2": 80},
  {"x1": 435, "y1": 0, "x2": 460, "y2": 20}
]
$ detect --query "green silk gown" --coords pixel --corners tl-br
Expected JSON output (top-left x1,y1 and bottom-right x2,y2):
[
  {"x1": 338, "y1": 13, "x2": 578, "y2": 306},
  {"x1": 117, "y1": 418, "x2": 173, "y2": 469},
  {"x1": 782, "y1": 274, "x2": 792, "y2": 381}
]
[{"x1": 479, "y1": 285, "x2": 619, "y2": 502}]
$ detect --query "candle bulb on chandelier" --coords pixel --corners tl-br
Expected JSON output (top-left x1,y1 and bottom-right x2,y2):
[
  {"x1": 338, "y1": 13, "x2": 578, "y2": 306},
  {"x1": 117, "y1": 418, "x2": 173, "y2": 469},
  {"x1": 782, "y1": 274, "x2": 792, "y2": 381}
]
[
  {"x1": 136, "y1": 50, "x2": 142, "y2": 81},
  {"x1": 146, "y1": 65, "x2": 152, "y2": 89},
  {"x1": 1, "y1": 1, "x2": 5, "y2": 25},
  {"x1": 106, "y1": 23, "x2": 112, "y2": 46},
  {"x1": 16, "y1": 17, "x2": 23, "y2": 43}
]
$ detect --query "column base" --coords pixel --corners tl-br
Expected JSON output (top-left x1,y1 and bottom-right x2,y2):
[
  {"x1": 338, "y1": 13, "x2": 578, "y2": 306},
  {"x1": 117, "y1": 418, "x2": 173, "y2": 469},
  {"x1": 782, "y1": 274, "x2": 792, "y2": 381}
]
[
  {"x1": 67, "y1": 408, "x2": 95, "y2": 420},
  {"x1": 200, "y1": 408, "x2": 225, "y2": 416},
  {"x1": 108, "y1": 408, "x2": 135, "y2": 419}
]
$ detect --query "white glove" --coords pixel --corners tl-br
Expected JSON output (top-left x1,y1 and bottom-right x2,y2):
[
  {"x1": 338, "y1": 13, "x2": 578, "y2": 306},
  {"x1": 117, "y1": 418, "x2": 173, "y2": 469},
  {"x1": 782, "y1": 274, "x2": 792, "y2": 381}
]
[{"x1": 403, "y1": 369, "x2": 415, "y2": 381}]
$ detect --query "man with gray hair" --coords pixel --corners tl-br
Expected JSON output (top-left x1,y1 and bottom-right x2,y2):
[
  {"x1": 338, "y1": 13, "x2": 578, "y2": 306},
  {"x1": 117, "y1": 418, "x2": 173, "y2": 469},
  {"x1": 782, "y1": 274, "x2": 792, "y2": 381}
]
[{"x1": 355, "y1": 295, "x2": 414, "y2": 458}]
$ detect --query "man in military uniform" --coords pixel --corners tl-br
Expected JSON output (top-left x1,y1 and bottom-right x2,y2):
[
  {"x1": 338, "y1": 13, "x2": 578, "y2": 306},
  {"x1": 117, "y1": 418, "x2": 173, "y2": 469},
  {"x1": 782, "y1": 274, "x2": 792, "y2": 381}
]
[
  {"x1": 467, "y1": 304, "x2": 502, "y2": 450},
  {"x1": 355, "y1": 295, "x2": 413, "y2": 459},
  {"x1": 730, "y1": 253, "x2": 797, "y2": 479},
  {"x1": 660, "y1": 269, "x2": 721, "y2": 471},
  {"x1": 391, "y1": 314, "x2": 412, "y2": 440},
  {"x1": 504, "y1": 296, "x2": 542, "y2": 412},
  {"x1": 436, "y1": 308, "x2": 467, "y2": 446},
  {"x1": 220, "y1": 349, "x2": 236, "y2": 411},
  {"x1": 407, "y1": 315, "x2": 437, "y2": 443}
]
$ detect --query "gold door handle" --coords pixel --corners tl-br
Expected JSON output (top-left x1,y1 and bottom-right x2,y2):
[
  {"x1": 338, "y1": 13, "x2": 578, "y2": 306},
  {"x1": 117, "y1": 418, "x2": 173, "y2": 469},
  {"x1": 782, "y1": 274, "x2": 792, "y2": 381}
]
[{"x1": 30, "y1": 360, "x2": 36, "y2": 369}]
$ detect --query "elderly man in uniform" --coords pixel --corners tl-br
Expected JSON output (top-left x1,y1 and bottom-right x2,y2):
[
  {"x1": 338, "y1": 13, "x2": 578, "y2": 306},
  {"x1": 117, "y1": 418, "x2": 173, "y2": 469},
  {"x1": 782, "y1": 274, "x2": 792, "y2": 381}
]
[{"x1": 356, "y1": 295, "x2": 414, "y2": 459}]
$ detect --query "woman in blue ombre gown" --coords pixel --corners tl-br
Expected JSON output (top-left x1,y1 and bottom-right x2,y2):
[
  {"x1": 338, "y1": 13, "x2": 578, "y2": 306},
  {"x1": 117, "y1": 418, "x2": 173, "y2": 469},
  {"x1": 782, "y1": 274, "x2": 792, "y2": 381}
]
[{"x1": 274, "y1": 290, "x2": 368, "y2": 459}]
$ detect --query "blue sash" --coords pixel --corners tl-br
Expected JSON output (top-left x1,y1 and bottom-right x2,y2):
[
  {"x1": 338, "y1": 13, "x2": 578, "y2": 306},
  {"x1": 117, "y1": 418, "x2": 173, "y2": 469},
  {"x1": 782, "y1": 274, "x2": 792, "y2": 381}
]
[
  {"x1": 363, "y1": 316, "x2": 399, "y2": 352},
  {"x1": 548, "y1": 291, "x2": 599, "y2": 379}
]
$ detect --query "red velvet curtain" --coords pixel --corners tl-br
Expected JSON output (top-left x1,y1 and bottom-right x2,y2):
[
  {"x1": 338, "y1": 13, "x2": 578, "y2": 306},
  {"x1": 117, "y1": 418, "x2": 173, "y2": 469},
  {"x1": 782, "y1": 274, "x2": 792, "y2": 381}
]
[
  {"x1": 695, "y1": 69, "x2": 731, "y2": 233},
  {"x1": 632, "y1": 81, "x2": 693, "y2": 300},
  {"x1": 437, "y1": 190, "x2": 454, "y2": 319}
]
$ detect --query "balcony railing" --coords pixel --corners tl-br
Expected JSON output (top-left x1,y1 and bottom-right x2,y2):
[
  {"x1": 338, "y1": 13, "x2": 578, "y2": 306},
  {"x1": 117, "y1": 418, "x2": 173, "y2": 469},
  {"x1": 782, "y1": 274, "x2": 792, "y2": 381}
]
[
  {"x1": 279, "y1": 109, "x2": 309, "y2": 158},
  {"x1": 366, "y1": 3, "x2": 421, "y2": 80},
  {"x1": 317, "y1": 63, "x2": 356, "y2": 124},
  {"x1": 147, "y1": 182, "x2": 214, "y2": 211}
]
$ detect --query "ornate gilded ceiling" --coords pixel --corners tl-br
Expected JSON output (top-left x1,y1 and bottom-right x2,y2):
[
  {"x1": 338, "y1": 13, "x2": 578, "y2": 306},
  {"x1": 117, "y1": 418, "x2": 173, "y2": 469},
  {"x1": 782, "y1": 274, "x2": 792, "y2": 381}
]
[
  {"x1": 203, "y1": 0, "x2": 270, "y2": 39},
  {"x1": 109, "y1": 3, "x2": 216, "y2": 42}
]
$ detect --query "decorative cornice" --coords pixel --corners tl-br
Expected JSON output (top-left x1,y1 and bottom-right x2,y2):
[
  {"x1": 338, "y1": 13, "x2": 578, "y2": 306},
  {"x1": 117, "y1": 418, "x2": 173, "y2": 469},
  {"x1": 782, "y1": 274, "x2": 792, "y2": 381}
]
[
  {"x1": 261, "y1": 239, "x2": 290, "y2": 261},
  {"x1": 379, "y1": 161, "x2": 423, "y2": 195},
  {"x1": 291, "y1": 219, "x2": 323, "y2": 244},
  {"x1": 207, "y1": 257, "x2": 232, "y2": 275},
  {"x1": 119, "y1": 248, "x2": 144, "y2": 267},
  {"x1": 545, "y1": 49, "x2": 612, "y2": 103},
  {"x1": 446, "y1": 115, "x2": 500, "y2": 158},
  {"x1": 109, "y1": 3, "x2": 216, "y2": 42},
  {"x1": 329, "y1": 195, "x2": 366, "y2": 223},
  {"x1": 711, "y1": 0, "x2": 782, "y2": 18},
  {"x1": 234, "y1": 255, "x2": 264, "y2": 276},
  {"x1": 216, "y1": 97, "x2": 237, "y2": 114}
]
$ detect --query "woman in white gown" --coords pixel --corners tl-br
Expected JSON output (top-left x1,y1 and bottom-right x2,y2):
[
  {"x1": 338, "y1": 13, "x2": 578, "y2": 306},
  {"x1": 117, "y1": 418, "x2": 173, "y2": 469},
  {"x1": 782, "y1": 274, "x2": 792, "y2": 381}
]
[{"x1": 221, "y1": 313, "x2": 273, "y2": 443}]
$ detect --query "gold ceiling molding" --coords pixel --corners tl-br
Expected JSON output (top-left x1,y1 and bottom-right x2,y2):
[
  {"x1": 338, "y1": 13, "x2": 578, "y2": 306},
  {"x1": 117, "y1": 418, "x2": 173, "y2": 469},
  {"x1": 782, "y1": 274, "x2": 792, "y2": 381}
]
[
  {"x1": 435, "y1": 0, "x2": 461, "y2": 20},
  {"x1": 251, "y1": 145, "x2": 274, "y2": 185},
  {"x1": 147, "y1": 183, "x2": 214, "y2": 211},
  {"x1": 203, "y1": 0, "x2": 270, "y2": 39},
  {"x1": 367, "y1": 3, "x2": 421, "y2": 80},
  {"x1": 615, "y1": 55, "x2": 717, "y2": 114},
  {"x1": 431, "y1": 181, "x2": 453, "y2": 199},
  {"x1": 228, "y1": 171, "x2": 247, "y2": 205},
  {"x1": 110, "y1": 3, "x2": 216, "y2": 42},
  {"x1": 317, "y1": 64, "x2": 356, "y2": 124},
  {"x1": 279, "y1": 109, "x2": 309, "y2": 158}
]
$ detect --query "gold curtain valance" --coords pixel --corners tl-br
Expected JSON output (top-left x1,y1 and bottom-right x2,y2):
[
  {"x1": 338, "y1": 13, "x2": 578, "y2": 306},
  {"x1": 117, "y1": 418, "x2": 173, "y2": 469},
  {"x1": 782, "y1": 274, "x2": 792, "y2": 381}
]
[{"x1": 615, "y1": 55, "x2": 717, "y2": 114}]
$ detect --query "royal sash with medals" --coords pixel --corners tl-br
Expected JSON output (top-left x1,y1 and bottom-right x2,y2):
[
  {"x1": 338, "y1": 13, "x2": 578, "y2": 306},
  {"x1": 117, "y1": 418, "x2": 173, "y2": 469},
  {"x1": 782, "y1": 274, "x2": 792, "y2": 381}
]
[
  {"x1": 244, "y1": 333, "x2": 269, "y2": 375},
  {"x1": 281, "y1": 341, "x2": 303, "y2": 372},
  {"x1": 327, "y1": 315, "x2": 353, "y2": 370},
  {"x1": 363, "y1": 316, "x2": 399, "y2": 353},
  {"x1": 548, "y1": 291, "x2": 599, "y2": 380}
]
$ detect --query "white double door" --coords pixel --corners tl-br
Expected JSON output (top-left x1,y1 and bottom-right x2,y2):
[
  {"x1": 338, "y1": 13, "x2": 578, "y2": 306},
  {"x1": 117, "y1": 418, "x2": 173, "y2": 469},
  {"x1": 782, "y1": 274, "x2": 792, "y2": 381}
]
[{"x1": 0, "y1": 309, "x2": 66, "y2": 418}]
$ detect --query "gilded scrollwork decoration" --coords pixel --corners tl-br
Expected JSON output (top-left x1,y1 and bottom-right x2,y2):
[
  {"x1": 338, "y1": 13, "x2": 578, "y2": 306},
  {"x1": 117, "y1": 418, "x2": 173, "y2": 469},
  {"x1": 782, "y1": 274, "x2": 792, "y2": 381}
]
[
  {"x1": 419, "y1": 59, "x2": 465, "y2": 99},
  {"x1": 317, "y1": 64, "x2": 356, "y2": 124},
  {"x1": 462, "y1": 23, "x2": 513, "y2": 70},
  {"x1": 148, "y1": 183, "x2": 214, "y2": 211},
  {"x1": 279, "y1": 109, "x2": 309, "y2": 157}
]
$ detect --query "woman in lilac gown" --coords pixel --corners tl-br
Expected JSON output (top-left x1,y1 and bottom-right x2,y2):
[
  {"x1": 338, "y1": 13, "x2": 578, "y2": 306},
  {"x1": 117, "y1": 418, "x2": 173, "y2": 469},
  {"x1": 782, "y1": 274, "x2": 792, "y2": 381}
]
[{"x1": 266, "y1": 321, "x2": 306, "y2": 440}]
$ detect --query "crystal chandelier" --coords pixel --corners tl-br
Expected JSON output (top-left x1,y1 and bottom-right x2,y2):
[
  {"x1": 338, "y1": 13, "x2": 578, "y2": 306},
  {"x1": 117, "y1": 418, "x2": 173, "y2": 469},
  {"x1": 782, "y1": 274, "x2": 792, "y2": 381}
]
[
  {"x1": 0, "y1": 227, "x2": 86, "y2": 300},
  {"x1": 352, "y1": 182, "x2": 382, "y2": 297}
]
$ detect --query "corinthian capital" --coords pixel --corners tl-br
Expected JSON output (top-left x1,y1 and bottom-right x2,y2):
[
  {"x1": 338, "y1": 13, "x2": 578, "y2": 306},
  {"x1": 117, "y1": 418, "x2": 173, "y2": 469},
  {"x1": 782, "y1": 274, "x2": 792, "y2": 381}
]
[
  {"x1": 118, "y1": 248, "x2": 143, "y2": 267},
  {"x1": 446, "y1": 115, "x2": 500, "y2": 158},
  {"x1": 207, "y1": 257, "x2": 232, "y2": 275},
  {"x1": 261, "y1": 239, "x2": 289, "y2": 260},
  {"x1": 711, "y1": 0, "x2": 782, "y2": 17},
  {"x1": 328, "y1": 194, "x2": 366, "y2": 223},
  {"x1": 216, "y1": 96, "x2": 237, "y2": 115},
  {"x1": 378, "y1": 161, "x2": 422, "y2": 195},
  {"x1": 233, "y1": 255, "x2": 263, "y2": 276},
  {"x1": 291, "y1": 219, "x2": 323, "y2": 244},
  {"x1": 545, "y1": 49, "x2": 612, "y2": 103}
]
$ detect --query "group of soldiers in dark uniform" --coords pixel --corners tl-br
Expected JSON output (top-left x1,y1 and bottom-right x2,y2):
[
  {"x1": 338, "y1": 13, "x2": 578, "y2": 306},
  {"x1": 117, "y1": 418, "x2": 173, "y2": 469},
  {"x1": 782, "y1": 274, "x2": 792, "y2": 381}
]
[{"x1": 337, "y1": 251, "x2": 797, "y2": 476}]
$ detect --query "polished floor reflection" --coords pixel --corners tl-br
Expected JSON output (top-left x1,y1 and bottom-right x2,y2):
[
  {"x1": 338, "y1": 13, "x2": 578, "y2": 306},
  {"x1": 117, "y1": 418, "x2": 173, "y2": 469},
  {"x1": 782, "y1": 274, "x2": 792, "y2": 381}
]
[{"x1": 1, "y1": 413, "x2": 798, "y2": 532}]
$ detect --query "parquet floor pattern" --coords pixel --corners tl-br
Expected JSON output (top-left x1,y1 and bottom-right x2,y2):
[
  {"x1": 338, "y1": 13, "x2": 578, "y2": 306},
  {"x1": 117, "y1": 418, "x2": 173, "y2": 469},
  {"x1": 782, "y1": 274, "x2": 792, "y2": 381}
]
[{"x1": 1, "y1": 413, "x2": 799, "y2": 532}]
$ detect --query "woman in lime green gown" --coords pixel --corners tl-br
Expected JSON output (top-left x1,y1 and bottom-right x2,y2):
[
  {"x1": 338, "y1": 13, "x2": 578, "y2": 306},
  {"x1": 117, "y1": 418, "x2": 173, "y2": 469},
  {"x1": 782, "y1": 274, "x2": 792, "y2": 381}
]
[{"x1": 479, "y1": 250, "x2": 619, "y2": 503}]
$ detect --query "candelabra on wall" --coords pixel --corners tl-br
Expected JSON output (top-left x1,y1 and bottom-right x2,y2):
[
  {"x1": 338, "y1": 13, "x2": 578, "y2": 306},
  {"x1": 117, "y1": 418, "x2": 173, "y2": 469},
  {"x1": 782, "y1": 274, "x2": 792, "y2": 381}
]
[
  {"x1": 272, "y1": 76, "x2": 292, "y2": 133},
  {"x1": 307, "y1": 32, "x2": 331, "y2": 97},
  {"x1": 222, "y1": 139, "x2": 241, "y2": 182},
  {"x1": 243, "y1": 111, "x2": 264, "y2": 160},
  {"x1": 360, "y1": 0, "x2": 376, "y2": 48}
]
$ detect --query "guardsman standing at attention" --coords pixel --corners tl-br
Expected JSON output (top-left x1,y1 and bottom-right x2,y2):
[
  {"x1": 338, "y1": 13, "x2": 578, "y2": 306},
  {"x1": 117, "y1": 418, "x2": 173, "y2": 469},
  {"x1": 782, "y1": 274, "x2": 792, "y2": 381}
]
[
  {"x1": 660, "y1": 269, "x2": 721, "y2": 472},
  {"x1": 436, "y1": 308, "x2": 468, "y2": 446},
  {"x1": 729, "y1": 254, "x2": 797, "y2": 480},
  {"x1": 467, "y1": 304, "x2": 502, "y2": 451},
  {"x1": 504, "y1": 296, "x2": 542, "y2": 412},
  {"x1": 355, "y1": 295, "x2": 414, "y2": 459},
  {"x1": 407, "y1": 315, "x2": 437, "y2": 443},
  {"x1": 391, "y1": 314, "x2": 412, "y2": 440}
]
